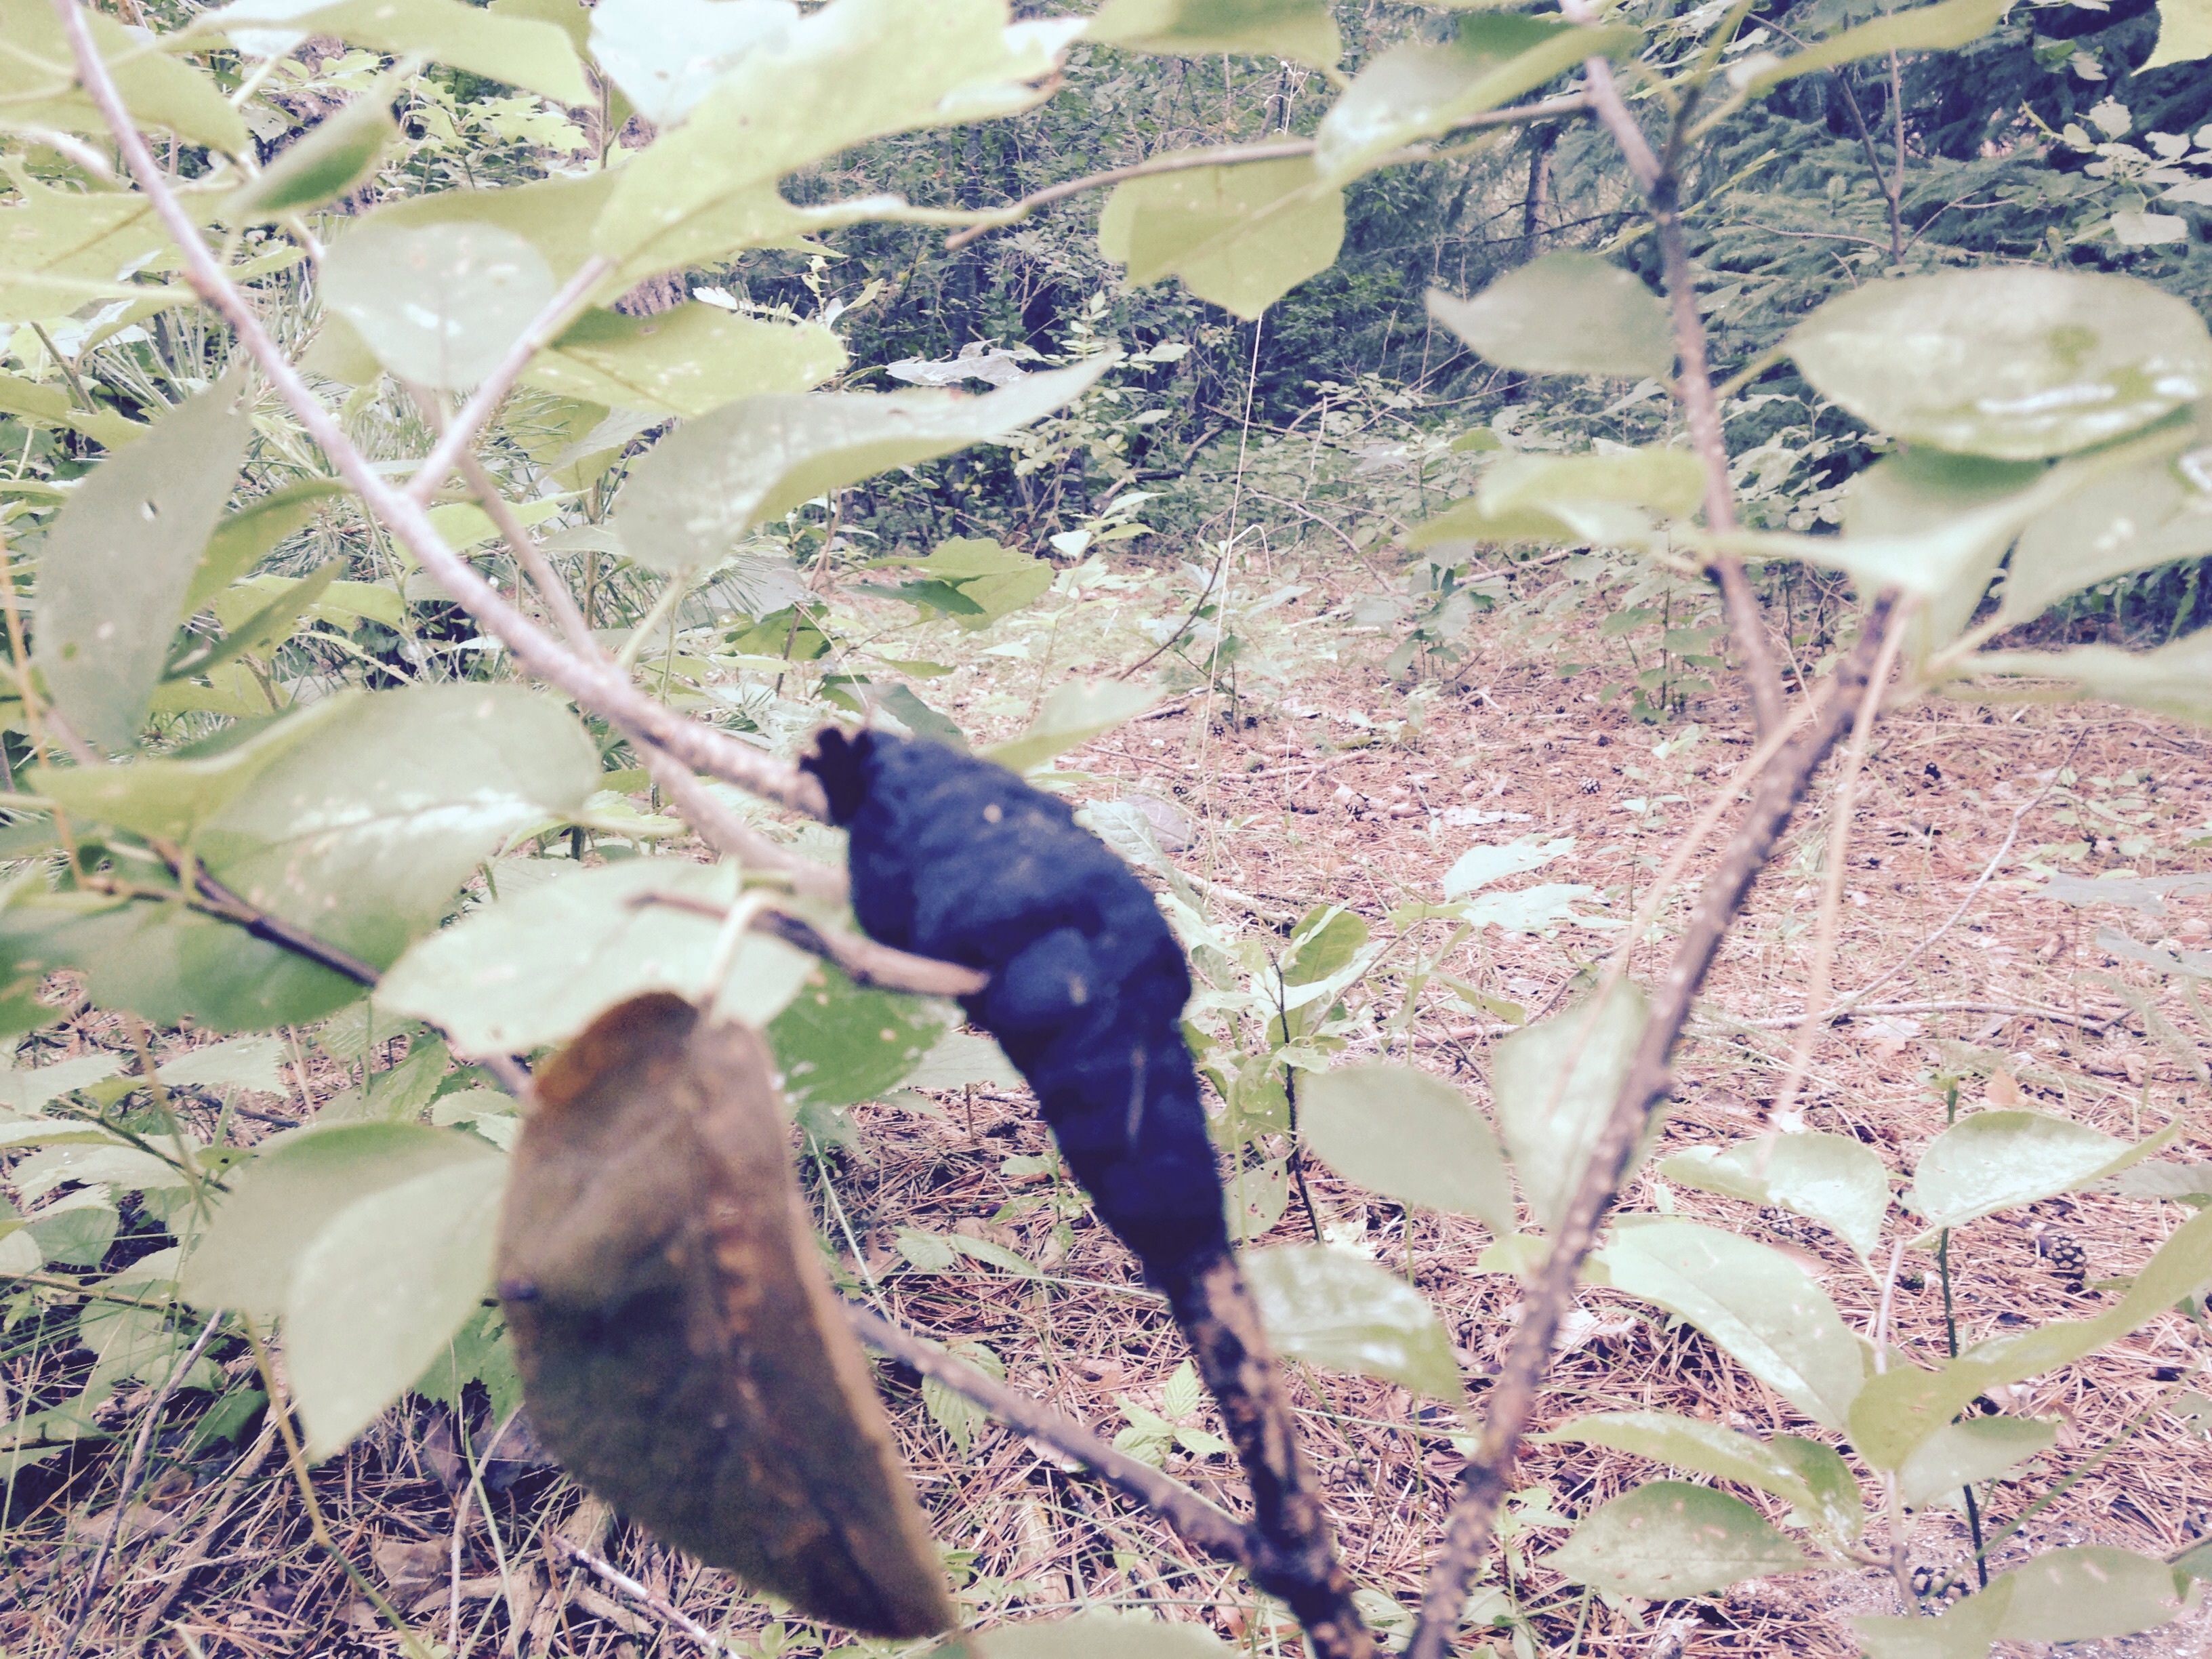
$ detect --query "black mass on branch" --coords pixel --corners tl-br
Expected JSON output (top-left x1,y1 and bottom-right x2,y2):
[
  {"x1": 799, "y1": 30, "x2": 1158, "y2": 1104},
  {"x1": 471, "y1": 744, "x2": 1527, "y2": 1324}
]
[{"x1": 802, "y1": 727, "x2": 1229, "y2": 1284}]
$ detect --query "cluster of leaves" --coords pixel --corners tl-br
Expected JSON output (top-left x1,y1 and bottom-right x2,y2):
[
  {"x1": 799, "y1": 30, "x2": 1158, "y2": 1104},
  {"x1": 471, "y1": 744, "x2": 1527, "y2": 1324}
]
[{"x1": 1, "y1": 0, "x2": 2212, "y2": 1656}]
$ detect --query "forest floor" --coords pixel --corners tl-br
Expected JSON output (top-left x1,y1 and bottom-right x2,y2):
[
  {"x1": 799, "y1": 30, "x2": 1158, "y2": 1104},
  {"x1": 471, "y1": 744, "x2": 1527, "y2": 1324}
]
[{"x1": 5, "y1": 555, "x2": 2212, "y2": 1658}]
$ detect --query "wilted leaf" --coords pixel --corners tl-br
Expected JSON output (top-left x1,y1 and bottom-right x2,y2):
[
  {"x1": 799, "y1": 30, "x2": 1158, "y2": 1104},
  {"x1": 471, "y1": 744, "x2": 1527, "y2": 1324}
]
[
  {"x1": 1599, "y1": 1219, "x2": 1864, "y2": 1429},
  {"x1": 1786, "y1": 269, "x2": 2212, "y2": 459},
  {"x1": 34, "y1": 371, "x2": 252, "y2": 752},
  {"x1": 1427, "y1": 256, "x2": 1673, "y2": 379},
  {"x1": 1243, "y1": 1243, "x2": 1462, "y2": 1399},
  {"x1": 1546, "y1": 1481, "x2": 1815, "y2": 1597},
  {"x1": 1299, "y1": 1063, "x2": 1512, "y2": 1231},
  {"x1": 501, "y1": 994, "x2": 955, "y2": 1635}
]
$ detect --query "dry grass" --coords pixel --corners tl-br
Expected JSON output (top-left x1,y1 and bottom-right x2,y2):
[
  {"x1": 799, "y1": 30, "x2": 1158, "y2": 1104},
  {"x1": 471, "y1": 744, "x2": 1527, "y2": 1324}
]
[{"x1": 3, "y1": 568, "x2": 2209, "y2": 1659}]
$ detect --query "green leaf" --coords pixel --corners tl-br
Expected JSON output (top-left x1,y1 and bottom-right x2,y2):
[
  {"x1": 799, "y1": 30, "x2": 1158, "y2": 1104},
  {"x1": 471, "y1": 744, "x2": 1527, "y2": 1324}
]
[
  {"x1": 1659, "y1": 1131, "x2": 1891, "y2": 1265},
  {"x1": 1785, "y1": 269, "x2": 2212, "y2": 460},
  {"x1": 1848, "y1": 1204, "x2": 2212, "y2": 1467},
  {"x1": 771, "y1": 963, "x2": 947, "y2": 1108},
  {"x1": 1733, "y1": 0, "x2": 2005, "y2": 93},
  {"x1": 1544, "y1": 1481, "x2": 1815, "y2": 1598},
  {"x1": 30, "y1": 1196, "x2": 117, "y2": 1268},
  {"x1": 1299, "y1": 1063, "x2": 1513, "y2": 1233},
  {"x1": 589, "y1": 0, "x2": 796, "y2": 123},
  {"x1": 378, "y1": 861, "x2": 815, "y2": 1054},
  {"x1": 1314, "y1": 17, "x2": 1639, "y2": 184},
  {"x1": 1598, "y1": 1219, "x2": 1864, "y2": 1430},
  {"x1": 1990, "y1": 1547, "x2": 2192, "y2": 1643},
  {"x1": 1973, "y1": 628, "x2": 2212, "y2": 728},
  {"x1": 950, "y1": 1608, "x2": 1234, "y2": 1659},
  {"x1": 1851, "y1": 1576, "x2": 2015, "y2": 1659},
  {"x1": 982, "y1": 678, "x2": 1158, "y2": 774},
  {"x1": 287, "y1": 1156, "x2": 506, "y2": 1458},
  {"x1": 41, "y1": 686, "x2": 598, "y2": 1030},
  {"x1": 323, "y1": 220, "x2": 556, "y2": 392},
  {"x1": 1896, "y1": 1414, "x2": 2057, "y2": 1510},
  {"x1": 901, "y1": 1031, "x2": 1020, "y2": 1090},
  {"x1": 0, "y1": 169, "x2": 179, "y2": 320},
  {"x1": 1908, "y1": 1109, "x2": 2143, "y2": 1231},
  {"x1": 0, "y1": 371, "x2": 147, "y2": 451},
  {"x1": 158, "y1": 1034, "x2": 289, "y2": 1095},
  {"x1": 35, "y1": 694, "x2": 346, "y2": 844},
  {"x1": 33, "y1": 371, "x2": 253, "y2": 752},
  {"x1": 1098, "y1": 157, "x2": 1344, "y2": 321},
  {"x1": 186, "y1": 480, "x2": 348, "y2": 613},
  {"x1": 204, "y1": 0, "x2": 590, "y2": 105},
  {"x1": 1844, "y1": 450, "x2": 2044, "y2": 658},
  {"x1": 615, "y1": 359, "x2": 1113, "y2": 572},
  {"x1": 1537, "y1": 1410, "x2": 1862, "y2": 1540},
  {"x1": 1427, "y1": 255, "x2": 1673, "y2": 379},
  {"x1": 1282, "y1": 905, "x2": 1368, "y2": 985},
  {"x1": 1086, "y1": 0, "x2": 1341, "y2": 69},
  {"x1": 1479, "y1": 448, "x2": 1704, "y2": 534},
  {"x1": 180, "y1": 1122, "x2": 497, "y2": 1318},
  {"x1": 1490, "y1": 980, "x2": 1647, "y2": 1231},
  {"x1": 167, "y1": 558, "x2": 345, "y2": 682},
  {"x1": 878, "y1": 537, "x2": 1055, "y2": 631},
  {"x1": 520, "y1": 303, "x2": 846, "y2": 417},
  {"x1": 1243, "y1": 1243, "x2": 1462, "y2": 1400},
  {"x1": 593, "y1": 0, "x2": 1073, "y2": 274},
  {"x1": 2000, "y1": 443, "x2": 2212, "y2": 628},
  {"x1": 223, "y1": 86, "x2": 398, "y2": 224},
  {"x1": 2146, "y1": 0, "x2": 2212, "y2": 67},
  {"x1": 0, "y1": 8, "x2": 248, "y2": 155}
]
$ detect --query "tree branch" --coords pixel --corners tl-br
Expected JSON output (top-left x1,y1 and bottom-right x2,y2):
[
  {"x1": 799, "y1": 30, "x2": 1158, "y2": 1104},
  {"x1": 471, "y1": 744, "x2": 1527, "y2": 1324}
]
[
  {"x1": 51, "y1": 0, "x2": 828, "y2": 826},
  {"x1": 1578, "y1": 53, "x2": 1789, "y2": 739},
  {"x1": 842, "y1": 1302, "x2": 1266, "y2": 1572},
  {"x1": 1404, "y1": 594, "x2": 1898, "y2": 1659},
  {"x1": 1161, "y1": 1251, "x2": 1373, "y2": 1659},
  {"x1": 629, "y1": 890, "x2": 989, "y2": 998}
]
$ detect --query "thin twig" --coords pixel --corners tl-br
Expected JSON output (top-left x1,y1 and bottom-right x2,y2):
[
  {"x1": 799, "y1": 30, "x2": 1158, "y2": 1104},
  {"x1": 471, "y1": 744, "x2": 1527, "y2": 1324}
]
[
  {"x1": 1575, "y1": 49, "x2": 1788, "y2": 739},
  {"x1": 1715, "y1": 998, "x2": 2114, "y2": 1034},
  {"x1": 58, "y1": 1308, "x2": 225, "y2": 1657},
  {"x1": 943, "y1": 94, "x2": 1591, "y2": 251},
  {"x1": 842, "y1": 1302, "x2": 1263, "y2": 1571},
  {"x1": 1767, "y1": 607, "x2": 1908, "y2": 1125},
  {"x1": 550, "y1": 1534, "x2": 731, "y2": 1654},
  {"x1": 403, "y1": 255, "x2": 615, "y2": 509},
  {"x1": 52, "y1": 0, "x2": 827, "y2": 825},
  {"x1": 1824, "y1": 739, "x2": 2078, "y2": 1015},
  {"x1": 1404, "y1": 596, "x2": 1898, "y2": 1659},
  {"x1": 630, "y1": 890, "x2": 990, "y2": 998}
]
